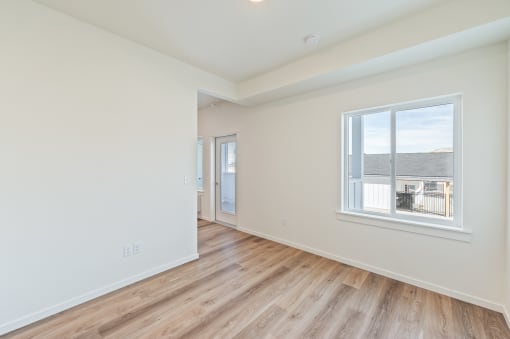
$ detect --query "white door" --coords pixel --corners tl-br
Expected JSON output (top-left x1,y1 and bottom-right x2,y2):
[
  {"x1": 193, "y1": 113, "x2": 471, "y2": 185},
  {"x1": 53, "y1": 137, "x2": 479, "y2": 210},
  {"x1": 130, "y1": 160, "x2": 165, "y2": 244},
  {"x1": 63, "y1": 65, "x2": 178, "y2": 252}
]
[{"x1": 215, "y1": 135, "x2": 237, "y2": 226}]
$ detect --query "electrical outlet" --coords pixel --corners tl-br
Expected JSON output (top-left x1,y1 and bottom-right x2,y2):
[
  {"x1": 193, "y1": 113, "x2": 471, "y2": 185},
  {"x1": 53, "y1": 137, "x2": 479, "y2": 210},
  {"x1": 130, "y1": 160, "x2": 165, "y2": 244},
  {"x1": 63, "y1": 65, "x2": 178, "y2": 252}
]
[
  {"x1": 281, "y1": 218, "x2": 287, "y2": 227},
  {"x1": 133, "y1": 242, "x2": 141, "y2": 255},
  {"x1": 123, "y1": 245, "x2": 132, "y2": 257}
]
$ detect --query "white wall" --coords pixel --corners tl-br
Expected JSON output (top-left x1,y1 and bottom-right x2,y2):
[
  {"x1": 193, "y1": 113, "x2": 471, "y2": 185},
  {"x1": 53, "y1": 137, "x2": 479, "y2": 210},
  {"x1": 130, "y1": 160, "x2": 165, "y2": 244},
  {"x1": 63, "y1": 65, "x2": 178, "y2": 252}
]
[
  {"x1": 506, "y1": 40, "x2": 510, "y2": 325},
  {"x1": 199, "y1": 44, "x2": 509, "y2": 311},
  {"x1": 0, "y1": 0, "x2": 233, "y2": 334}
]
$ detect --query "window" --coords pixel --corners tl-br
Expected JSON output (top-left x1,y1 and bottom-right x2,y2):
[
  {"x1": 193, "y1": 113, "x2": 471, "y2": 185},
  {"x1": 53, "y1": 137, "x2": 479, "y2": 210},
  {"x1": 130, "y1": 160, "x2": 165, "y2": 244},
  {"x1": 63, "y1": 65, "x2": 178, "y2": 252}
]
[
  {"x1": 424, "y1": 181, "x2": 440, "y2": 192},
  {"x1": 222, "y1": 142, "x2": 236, "y2": 174},
  {"x1": 197, "y1": 137, "x2": 203, "y2": 191},
  {"x1": 342, "y1": 95, "x2": 461, "y2": 228}
]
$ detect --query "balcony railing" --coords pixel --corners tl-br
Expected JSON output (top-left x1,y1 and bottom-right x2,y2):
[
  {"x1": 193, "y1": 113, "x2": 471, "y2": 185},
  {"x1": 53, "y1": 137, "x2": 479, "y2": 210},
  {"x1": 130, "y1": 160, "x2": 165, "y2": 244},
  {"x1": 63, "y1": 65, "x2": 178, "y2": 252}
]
[{"x1": 396, "y1": 191, "x2": 453, "y2": 218}]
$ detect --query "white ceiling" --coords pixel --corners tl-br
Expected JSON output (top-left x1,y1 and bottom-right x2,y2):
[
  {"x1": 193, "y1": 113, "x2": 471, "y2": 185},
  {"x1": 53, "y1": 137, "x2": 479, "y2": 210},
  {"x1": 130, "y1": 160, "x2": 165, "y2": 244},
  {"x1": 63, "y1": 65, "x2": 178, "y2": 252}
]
[{"x1": 35, "y1": 0, "x2": 442, "y2": 82}]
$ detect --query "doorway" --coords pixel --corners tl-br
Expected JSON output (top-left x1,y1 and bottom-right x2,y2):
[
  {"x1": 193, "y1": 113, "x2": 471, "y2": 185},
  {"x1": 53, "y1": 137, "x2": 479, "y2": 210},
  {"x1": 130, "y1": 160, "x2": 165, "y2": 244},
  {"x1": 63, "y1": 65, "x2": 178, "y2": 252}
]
[{"x1": 215, "y1": 135, "x2": 237, "y2": 226}]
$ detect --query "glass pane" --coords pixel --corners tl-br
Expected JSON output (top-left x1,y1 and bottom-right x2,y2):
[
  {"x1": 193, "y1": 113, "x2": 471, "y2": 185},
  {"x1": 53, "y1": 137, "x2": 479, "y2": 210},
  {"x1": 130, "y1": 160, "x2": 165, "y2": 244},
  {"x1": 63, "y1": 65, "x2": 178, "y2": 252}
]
[
  {"x1": 347, "y1": 111, "x2": 391, "y2": 214},
  {"x1": 220, "y1": 142, "x2": 236, "y2": 214},
  {"x1": 197, "y1": 138, "x2": 203, "y2": 190},
  {"x1": 395, "y1": 104, "x2": 454, "y2": 219}
]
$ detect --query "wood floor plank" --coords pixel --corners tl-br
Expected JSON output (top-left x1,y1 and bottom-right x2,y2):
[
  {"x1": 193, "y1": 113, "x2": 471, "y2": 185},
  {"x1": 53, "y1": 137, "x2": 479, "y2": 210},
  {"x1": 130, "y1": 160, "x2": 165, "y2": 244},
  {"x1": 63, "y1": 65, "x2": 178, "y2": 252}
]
[
  {"x1": 231, "y1": 305, "x2": 286, "y2": 339},
  {"x1": 342, "y1": 266, "x2": 370, "y2": 289},
  {"x1": 422, "y1": 290, "x2": 455, "y2": 339},
  {"x1": 232, "y1": 257, "x2": 341, "y2": 338},
  {"x1": 98, "y1": 263, "x2": 242, "y2": 336},
  {"x1": 192, "y1": 252, "x2": 320, "y2": 338},
  {"x1": 160, "y1": 266, "x2": 292, "y2": 338},
  {"x1": 361, "y1": 279, "x2": 405, "y2": 338},
  {"x1": 482, "y1": 307, "x2": 510, "y2": 339},
  {"x1": 269, "y1": 260, "x2": 351, "y2": 338},
  {"x1": 330, "y1": 308, "x2": 366, "y2": 339},
  {"x1": 299, "y1": 282, "x2": 357, "y2": 338},
  {"x1": 451, "y1": 299, "x2": 488, "y2": 339},
  {"x1": 106, "y1": 246, "x2": 298, "y2": 338},
  {"x1": 6, "y1": 223, "x2": 510, "y2": 339},
  {"x1": 131, "y1": 248, "x2": 303, "y2": 338},
  {"x1": 392, "y1": 284, "x2": 426, "y2": 339}
]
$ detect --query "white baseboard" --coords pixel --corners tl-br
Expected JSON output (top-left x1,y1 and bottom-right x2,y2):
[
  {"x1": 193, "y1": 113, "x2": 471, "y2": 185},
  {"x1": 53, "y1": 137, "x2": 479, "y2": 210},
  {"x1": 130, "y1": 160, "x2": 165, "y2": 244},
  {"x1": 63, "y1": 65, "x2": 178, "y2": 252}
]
[
  {"x1": 214, "y1": 220, "x2": 238, "y2": 229},
  {"x1": 0, "y1": 253, "x2": 199, "y2": 336},
  {"x1": 238, "y1": 226, "x2": 507, "y2": 316}
]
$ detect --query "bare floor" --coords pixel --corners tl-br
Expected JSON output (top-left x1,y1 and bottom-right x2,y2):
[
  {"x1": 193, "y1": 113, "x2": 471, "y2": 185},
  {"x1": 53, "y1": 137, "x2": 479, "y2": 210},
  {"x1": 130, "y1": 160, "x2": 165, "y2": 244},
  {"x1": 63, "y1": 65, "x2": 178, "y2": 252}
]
[{"x1": 6, "y1": 221, "x2": 510, "y2": 338}]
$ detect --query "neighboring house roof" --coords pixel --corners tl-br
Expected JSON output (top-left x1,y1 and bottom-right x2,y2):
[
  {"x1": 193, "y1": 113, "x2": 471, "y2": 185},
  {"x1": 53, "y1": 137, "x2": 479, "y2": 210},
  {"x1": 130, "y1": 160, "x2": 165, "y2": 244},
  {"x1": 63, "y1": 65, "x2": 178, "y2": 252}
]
[{"x1": 351, "y1": 152, "x2": 453, "y2": 178}]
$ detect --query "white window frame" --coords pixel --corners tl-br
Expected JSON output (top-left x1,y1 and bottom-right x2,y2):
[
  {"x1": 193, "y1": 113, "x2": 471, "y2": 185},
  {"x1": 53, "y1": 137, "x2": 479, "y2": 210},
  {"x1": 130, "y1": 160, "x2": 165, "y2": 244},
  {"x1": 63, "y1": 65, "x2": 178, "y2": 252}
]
[{"x1": 338, "y1": 94, "x2": 469, "y2": 240}]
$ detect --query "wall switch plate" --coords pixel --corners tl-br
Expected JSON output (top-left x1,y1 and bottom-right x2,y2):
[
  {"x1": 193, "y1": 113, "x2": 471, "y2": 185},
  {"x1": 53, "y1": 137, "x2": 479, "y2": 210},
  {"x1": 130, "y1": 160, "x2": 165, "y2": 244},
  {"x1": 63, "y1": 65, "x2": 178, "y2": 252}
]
[{"x1": 184, "y1": 176, "x2": 190, "y2": 185}]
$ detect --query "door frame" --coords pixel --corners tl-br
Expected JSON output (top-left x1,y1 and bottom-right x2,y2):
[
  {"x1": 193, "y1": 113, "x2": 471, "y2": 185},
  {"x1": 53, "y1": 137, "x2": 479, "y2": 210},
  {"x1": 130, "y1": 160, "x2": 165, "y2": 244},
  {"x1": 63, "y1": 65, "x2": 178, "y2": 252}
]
[{"x1": 212, "y1": 134, "x2": 238, "y2": 227}]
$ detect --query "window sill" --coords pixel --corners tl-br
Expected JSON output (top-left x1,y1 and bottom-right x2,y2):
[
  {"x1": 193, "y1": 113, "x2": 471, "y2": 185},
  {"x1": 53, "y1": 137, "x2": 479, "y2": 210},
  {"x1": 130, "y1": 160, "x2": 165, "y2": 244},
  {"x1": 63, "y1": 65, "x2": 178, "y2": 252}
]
[{"x1": 336, "y1": 210, "x2": 472, "y2": 242}]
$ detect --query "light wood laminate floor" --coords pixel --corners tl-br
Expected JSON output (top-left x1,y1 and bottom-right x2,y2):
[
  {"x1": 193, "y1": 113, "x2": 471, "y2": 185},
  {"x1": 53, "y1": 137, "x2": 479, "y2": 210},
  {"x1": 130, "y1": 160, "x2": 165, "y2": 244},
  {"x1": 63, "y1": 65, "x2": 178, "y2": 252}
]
[{"x1": 6, "y1": 221, "x2": 510, "y2": 338}]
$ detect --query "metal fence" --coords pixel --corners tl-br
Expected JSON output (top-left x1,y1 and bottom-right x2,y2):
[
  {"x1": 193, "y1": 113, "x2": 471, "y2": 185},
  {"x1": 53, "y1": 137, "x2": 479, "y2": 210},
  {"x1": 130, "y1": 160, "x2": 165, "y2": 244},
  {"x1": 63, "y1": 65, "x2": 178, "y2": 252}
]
[{"x1": 396, "y1": 191, "x2": 453, "y2": 218}]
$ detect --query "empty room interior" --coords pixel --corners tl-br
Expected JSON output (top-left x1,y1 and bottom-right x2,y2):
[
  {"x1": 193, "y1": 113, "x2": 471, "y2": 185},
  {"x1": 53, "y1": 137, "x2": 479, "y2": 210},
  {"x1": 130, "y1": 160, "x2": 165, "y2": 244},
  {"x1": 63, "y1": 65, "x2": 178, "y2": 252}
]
[{"x1": 3, "y1": 0, "x2": 510, "y2": 338}]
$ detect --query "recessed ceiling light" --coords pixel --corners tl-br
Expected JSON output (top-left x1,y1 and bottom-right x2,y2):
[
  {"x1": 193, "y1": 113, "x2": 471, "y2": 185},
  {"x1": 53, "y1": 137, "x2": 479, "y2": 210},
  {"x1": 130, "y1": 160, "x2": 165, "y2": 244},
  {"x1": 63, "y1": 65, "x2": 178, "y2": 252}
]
[
  {"x1": 304, "y1": 34, "x2": 320, "y2": 47},
  {"x1": 249, "y1": 0, "x2": 264, "y2": 2}
]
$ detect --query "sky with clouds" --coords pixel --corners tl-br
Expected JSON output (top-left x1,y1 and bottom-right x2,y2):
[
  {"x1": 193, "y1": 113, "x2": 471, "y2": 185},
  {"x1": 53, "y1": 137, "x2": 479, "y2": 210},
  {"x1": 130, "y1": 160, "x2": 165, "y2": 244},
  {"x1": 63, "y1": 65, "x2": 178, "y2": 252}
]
[{"x1": 362, "y1": 104, "x2": 453, "y2": 154}]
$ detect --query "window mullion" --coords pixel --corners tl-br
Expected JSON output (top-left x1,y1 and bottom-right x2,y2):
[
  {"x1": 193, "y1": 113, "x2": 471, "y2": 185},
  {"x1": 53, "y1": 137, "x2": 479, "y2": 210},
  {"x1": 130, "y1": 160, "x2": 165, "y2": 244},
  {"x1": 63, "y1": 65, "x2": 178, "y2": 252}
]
[{"x1": 390, "y1": 110, "x2": 397, "y2": 216}]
